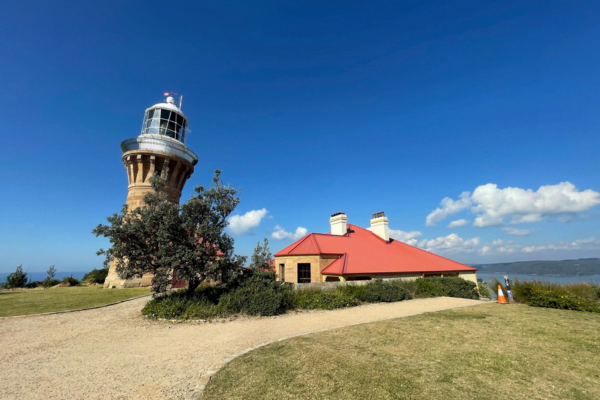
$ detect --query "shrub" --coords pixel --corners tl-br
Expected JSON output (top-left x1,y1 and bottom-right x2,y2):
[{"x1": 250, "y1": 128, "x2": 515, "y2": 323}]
[
  {"x1": 478, "y1": 283, "x2": 491, "y2": 298},
  {"x1": 4, "y1": 265, "x2": 28, "y2": 289},
  {"x1": 143, "y1": 270, "x2": 295, "y2": 319},
  {"x1": 61, "y1": 276, "x2": 79, "y2": 286},
  {"x1": 527, "y1": 289, "x2": 599, "y2": 312},
  {"x1": 414, "y1": 277, "x2": 479, "y2": 299},
  {"x1": 25, "y1": 281, "x2": 42, "y2": 289},
  {"x1": 45, "y1": 279, "x2": 61, "y2": 287},
  {"x1": 83, "y1": 268, "x2": 109, "y2": 284},
  {"x1": 339, "y1": 280, "x2": 412, "y2": 303},
  {"x1": 182, "y1": 299, "x2": 225, "y2": 320},
  {"x1": 295, "y1": 289, "x2": 361, "y2": 310},
  {"x1": 511, "y1": 280, "x2": 600, "y2": 313},
  {"x1": 141, "y1": 272, "x2": 477, "y2": 321},
  {"x1": 142, "y1": 291, "x2": 199, "y2": 319},
  {"x1": 218, "y1": 270, "x2": 294, "y2": 316}
]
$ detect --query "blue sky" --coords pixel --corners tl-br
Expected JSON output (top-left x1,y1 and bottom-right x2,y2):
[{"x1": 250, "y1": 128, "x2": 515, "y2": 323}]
[{"x1": 1, "y1": 1, "x2": 600, "y2": 273}]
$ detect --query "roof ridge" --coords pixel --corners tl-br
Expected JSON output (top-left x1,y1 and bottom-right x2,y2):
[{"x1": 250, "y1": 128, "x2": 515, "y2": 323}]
[{"x1": 309, "y1": 234, "x2": 322, "y2": 253}]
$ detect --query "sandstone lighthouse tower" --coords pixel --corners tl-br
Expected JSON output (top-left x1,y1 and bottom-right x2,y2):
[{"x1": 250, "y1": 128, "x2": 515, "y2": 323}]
[{"x1": 103, "y1": 94, "x2": 198, "y2": 288}]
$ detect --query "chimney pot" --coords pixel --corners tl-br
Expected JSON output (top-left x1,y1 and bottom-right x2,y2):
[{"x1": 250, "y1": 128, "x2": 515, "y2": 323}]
[
  {"x1": 330, "y1": 212, "x2": 348, "y2": 236},
  {"x1": 370, "y1": 212, "x2": 389, "y2": 241}
]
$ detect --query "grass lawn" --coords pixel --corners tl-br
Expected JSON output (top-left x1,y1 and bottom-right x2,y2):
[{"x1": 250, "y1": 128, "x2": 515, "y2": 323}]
[
  {"x1": 204, "y1": 304, "x2": 600, "y2": 400},
  {"x1": 0, "y1": 286, "x2": 150, "y2": 317}
]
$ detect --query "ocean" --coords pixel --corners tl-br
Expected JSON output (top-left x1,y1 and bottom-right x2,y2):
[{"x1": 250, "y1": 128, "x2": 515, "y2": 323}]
[
  {"x1": 0, "y1": 271, "x2": 87, "y2": 283},
  {"x1": 477, "y1": 273, "x2": 600, "y2": 285}
]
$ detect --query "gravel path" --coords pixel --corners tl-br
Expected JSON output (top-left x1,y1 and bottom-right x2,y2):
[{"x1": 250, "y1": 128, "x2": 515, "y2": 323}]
[{"x1": 0, "y1": 296, "x2": 484, "y2": 400}]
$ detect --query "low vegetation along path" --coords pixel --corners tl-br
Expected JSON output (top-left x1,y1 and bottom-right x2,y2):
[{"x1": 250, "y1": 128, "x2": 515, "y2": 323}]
[{"x1": 0, "y1": 296, "x2": 484, "y2": 400}]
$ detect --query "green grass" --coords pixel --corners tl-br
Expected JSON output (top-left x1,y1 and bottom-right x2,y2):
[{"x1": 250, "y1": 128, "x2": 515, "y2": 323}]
[
  {"x1": 203, "y1": 304, "x2": 600, "y2": 400},
  {"x1": 0, "y1": 286, "x2": 150, "y2": 317}
]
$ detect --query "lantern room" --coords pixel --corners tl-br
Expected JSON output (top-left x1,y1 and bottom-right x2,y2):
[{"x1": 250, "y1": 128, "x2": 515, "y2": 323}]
[{"x1": 140, "y1": 96, "x2": 189, "y2": 143}]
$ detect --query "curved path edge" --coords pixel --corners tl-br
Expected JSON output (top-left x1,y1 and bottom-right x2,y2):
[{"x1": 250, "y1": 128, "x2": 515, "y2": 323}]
[{"x1": 193, "y1": 298, "x2": 486, "y2": 399}]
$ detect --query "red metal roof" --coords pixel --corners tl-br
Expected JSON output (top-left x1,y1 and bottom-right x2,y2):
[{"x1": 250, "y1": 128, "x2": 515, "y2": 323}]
[{"x1": 274, "y1": 224, "x2": 476, "y2": 275}]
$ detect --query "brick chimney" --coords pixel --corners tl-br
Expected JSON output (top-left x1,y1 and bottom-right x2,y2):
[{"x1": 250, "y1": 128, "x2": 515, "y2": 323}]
[
  {"x1": 330, "y1": 212, "x2": 348, "y2": 235},
  {"x1": 370, "y1": 212, "x2": 389, "y2": 241}
]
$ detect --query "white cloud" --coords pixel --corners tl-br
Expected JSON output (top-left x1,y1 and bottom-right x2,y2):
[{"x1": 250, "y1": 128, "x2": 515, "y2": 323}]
[
  {"x1": 418, "y1": 233, "x2": 480, "y2": 254},
  {"x1": 425, "y1": 192, "x2": 472, "y2": 227},
  {"x1": 271, "y1": 225, "x2": 308, "y2": 240},
  {"x1": 389, "y1": 229, "x2": 422, "y2": 246},
  {"x1": 479, "y1": 245, "x2": 491, "y2": 255},
  {"x1": 472, "y1": 182, "x2": 600, "y2": 227},
  {"x1": 426, "y1": 182, "x2": 600, "y2": 228},
  {"x1": 447, "y1": 219, "x2": 470, "y2": 229},
  {"x1": 227, "y1": 208, "x2": 268, "y2": 235},
  {"x1": 502, "y1": 227, "x2": 532, "y2": 236},
  {"x1": 387, "y1": 227, "x2": 477, "y2": 254}
]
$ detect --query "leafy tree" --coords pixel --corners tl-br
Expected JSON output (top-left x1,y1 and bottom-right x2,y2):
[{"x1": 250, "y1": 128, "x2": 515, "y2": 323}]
[
  {"x1": 250, "y1": 238, "x2": 273, "y2": 270},
  {"x1": 5, "y1": 265, "x2": 28, "y2": 289},
  {"x1": 43, "y1": 265, "x2": 57, "y2": 289},
  {"x1": 93, "y1": 170, "x2": 246, "y2": 295}
]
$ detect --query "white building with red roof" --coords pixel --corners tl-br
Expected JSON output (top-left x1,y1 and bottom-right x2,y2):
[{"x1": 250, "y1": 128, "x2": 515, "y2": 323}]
[{"x1": 273, "y1": 212, "x2": 478, "y2": 284}]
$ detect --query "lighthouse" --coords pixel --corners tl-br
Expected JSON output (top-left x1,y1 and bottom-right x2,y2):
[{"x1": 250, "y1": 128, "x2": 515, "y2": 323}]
[{"x1": 103, "y1": 95, "x2": 198, "y2": 288}]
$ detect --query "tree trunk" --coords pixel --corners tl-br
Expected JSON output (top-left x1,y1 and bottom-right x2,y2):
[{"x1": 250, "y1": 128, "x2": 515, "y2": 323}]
[{"x1": 187, "y1": 279, "x2": 200, "y2": 295}]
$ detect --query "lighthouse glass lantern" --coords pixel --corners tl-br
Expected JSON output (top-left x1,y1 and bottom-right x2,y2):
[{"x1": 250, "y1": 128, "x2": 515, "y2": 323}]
[{"x1": 140, "y1": 96, "x2": 188, "y2": 143}]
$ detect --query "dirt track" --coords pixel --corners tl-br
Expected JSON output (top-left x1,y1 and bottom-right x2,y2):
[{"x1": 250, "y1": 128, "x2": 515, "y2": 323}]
[{"x1": 0, "y1": 296, "x2": 484, "y2": 400}]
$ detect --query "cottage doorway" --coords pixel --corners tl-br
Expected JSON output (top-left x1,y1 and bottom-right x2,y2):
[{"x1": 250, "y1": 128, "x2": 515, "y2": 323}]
[{"x1": 297, "y1": 263, "x2": 311, "y2": 283}]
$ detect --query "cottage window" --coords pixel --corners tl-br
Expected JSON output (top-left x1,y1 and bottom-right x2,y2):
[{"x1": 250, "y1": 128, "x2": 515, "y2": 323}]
[
  {"x1": 297, "y1": 263, "x2": 311, "y2": 283},
  {"x1": 279, "y1": 264, "x2": 285, "y2": 282}
]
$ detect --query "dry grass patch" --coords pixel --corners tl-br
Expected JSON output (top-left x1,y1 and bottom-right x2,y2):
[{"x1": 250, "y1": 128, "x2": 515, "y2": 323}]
[
  {"x1": 204, "y1": 304, "x2": 600, "y2": 400},
  {"x1": 0, "y1": 286, "x2": 150, "y2": 317}
]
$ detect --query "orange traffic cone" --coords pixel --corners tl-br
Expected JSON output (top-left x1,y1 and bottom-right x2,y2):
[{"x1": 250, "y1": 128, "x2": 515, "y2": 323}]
[{"x1": 497, "y1": 285, "x2": 507, "y2": 304}]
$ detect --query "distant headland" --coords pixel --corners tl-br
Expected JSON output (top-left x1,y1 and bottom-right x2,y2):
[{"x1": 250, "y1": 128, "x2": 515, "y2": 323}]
[{"x1": 472, "y1": 258, "x2": 600, "y2": 276}]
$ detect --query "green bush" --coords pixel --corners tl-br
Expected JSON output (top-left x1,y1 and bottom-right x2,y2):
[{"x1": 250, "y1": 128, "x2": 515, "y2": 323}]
[
  {"x1": 478, "y1": 283, "x2": 491, "y2": 297},
  {"x1": 527, "y1": 290, "x2": 599, "y2": 312},
  {"x1": 142, "y1": 270, "x2": 294, "y2": 319},
  {"x1": 44, "y1": 279, "x2": 61, "y2": 288},
  {"x1": 25, "y1": 281, "x2": 42, "y2": 289},
  {"x1": 218, "y1": 270, "x2": 294, "y2": 316},
  {"x1": 339, "y1": 280, "x2": 412, "y2": 303},
  {"x1": 83, "y1": 268, "x2": 109, "y2": 284},
  {"x1": 295, "y1": 289, "x2": 361, "y2": 310},
  {"x1": 182, "y1": 299, "x2": 225, "y2": 320},
  {"x1": 4, "y1": 265, "x2": 28, "y2": 289},
  {"x1": 141, "y1": 272, "x2": 475, "y2": 321},
  {"x1": 511, "y1": 280, "x2": 600, "y2": 313},
  {"x1": 142, "y1": 291, "x2": 199, "y2": 319},
  {"x1": 61, "y1": 276, "x2": 80, "y2": 286},
  {"x1": 414, "y1": 277, "x2": 479, "y2": 299}
]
